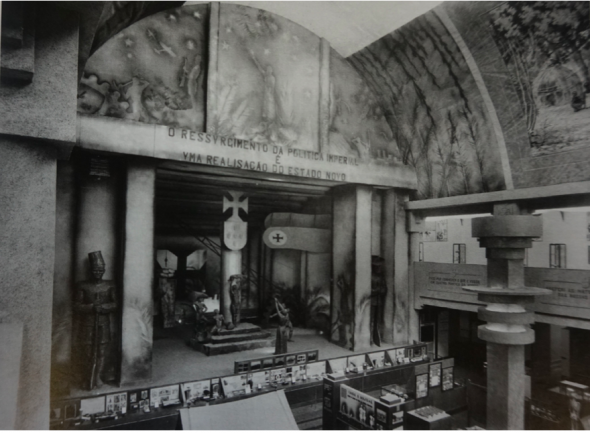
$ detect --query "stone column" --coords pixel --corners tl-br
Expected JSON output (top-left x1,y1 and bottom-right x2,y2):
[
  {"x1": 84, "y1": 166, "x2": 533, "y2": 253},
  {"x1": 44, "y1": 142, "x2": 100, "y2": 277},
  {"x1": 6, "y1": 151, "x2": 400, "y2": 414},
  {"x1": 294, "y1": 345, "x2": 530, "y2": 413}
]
[
  {"x1": 120, "y1": 159, "x2": 156, "y2": 385},
  {"x1": 331, "y1": 185, "x2": 372, "y2": 351},
  {"x1": 464, "y1": 203, "x2": 551, "y2": 430}
]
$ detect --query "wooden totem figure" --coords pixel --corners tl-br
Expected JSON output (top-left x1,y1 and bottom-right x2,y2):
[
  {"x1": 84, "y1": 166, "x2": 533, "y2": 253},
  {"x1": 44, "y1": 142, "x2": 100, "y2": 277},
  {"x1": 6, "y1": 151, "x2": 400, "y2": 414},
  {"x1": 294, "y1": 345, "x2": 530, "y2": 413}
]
[{"x1": 221, "y1": 191, "x2": 248, "y2": 328}]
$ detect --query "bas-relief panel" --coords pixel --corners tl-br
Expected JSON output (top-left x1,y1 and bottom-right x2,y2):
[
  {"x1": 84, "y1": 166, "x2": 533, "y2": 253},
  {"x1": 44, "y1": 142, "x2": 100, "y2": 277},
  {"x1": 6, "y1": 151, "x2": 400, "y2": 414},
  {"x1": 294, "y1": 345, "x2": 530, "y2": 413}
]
[
  {"x1": 78, "y1": 4, "x2": 208, "y2": 131},
  {"x1": 212, "y1": 4, "x2": 320, "y2": 150},
  {"x1": 329, "y1": 50, "x2": 401, "y2": 161},
  {"x1": 349, "y1": 11, "x2": 506, "y2": 200},
  {"x1": 445, "y1": 1, "x2": 590, "y2": 188}
]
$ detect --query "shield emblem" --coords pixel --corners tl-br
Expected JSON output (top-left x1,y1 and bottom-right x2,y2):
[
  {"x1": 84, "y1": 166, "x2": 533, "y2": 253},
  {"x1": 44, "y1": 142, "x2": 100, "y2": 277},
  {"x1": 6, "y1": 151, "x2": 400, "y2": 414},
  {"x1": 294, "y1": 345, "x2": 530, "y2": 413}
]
[{"x1": 223, "y1": 221, "x2": 247, "y2": 250}]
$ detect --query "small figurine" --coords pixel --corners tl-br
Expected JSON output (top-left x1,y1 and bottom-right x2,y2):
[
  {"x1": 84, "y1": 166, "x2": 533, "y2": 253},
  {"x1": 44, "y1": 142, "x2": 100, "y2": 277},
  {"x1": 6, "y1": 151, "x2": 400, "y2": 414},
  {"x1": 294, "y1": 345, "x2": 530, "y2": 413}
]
[
  {"x1": 211, "y1": 309, "x2": 225, "y2": 335},
  {"x1": 189, "y1": 291, "x2": 210, "y2": 343}
]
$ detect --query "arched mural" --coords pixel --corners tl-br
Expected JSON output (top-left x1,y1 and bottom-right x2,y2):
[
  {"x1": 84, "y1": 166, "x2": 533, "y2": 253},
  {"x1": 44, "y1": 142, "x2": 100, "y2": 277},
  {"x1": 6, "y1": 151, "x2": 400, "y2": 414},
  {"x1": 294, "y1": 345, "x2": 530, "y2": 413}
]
[
  {"x1": 352, "y1": 1, "x2": 590, "y2": 193},
  {"x1": 349, "y1": 11, "x2": 507, "y2": 200},
  {"x1": 78, "y1": 3, "x2": 412, "y2": 171}
]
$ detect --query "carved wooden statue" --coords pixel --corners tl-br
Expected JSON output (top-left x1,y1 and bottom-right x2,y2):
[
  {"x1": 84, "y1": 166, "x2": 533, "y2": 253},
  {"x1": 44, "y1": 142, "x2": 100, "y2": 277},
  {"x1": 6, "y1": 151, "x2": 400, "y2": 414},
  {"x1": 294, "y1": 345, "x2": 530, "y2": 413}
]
[
  {"x1": 370, "y1": 256, "x2": 388, "y2": 347},
  {"x1": 272, "y1": 297, "x2": 293, "y2": 354},
  {"x1": 73, "y1": 251, "x2": 118, "y2": 390},
  {"x1": 227, "y1": 274, "x2": 246, "y2": 329}
]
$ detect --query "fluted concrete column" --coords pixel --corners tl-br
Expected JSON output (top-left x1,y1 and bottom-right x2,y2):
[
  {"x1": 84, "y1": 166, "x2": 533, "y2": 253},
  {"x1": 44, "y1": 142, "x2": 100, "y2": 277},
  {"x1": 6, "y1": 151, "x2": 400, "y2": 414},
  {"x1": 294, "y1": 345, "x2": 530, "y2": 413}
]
[
  {"x1": 120, "y1": 159, "x2": 156, "y2": 384},
  {"x1": 331, "y1": 185, "x2": 372, "y2": 351},
  {"x1": 464, "y1": 203, "x2": 551, "y2": 430}
]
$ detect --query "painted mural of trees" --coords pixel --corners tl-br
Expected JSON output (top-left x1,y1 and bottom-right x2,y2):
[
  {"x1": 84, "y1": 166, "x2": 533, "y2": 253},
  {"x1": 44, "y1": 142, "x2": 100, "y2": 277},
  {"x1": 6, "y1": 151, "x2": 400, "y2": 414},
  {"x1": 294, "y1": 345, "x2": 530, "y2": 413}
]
[
  {"x1": 489, "y1": 2, "x2": 590, "y2": 150},
  {"x1": 349, "y1": 11, "x2": 505, "y2": 199}
]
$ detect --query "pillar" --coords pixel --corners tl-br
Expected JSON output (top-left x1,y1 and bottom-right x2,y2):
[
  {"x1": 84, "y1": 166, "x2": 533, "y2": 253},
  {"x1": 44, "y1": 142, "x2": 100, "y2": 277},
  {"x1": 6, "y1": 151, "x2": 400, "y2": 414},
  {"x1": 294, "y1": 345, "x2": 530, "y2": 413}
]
[
  {"x1": 463, "y1": 203, "x2": 551, "y2": 430},
  {"x1": 120, "y1": 159, "x2": 156, "y2": 384},
  {"x1": 75, "y1": 156, "x2": 120, "y2": 282},
  {"x1": 221, "y1": 248, "x2": 242, "y2": 326},
  {"x1": 0, "y1": 139, "x2": 57, "y2": 429},
  {"x1": 51, "y1": 160, "x2": 77, "y2": 397},
  {"x1": 331, "y1": 185, "x2": 372, "y2": 351},
  {"x1": 73, "y1": 154, "x2": 121, "y2": 386}
]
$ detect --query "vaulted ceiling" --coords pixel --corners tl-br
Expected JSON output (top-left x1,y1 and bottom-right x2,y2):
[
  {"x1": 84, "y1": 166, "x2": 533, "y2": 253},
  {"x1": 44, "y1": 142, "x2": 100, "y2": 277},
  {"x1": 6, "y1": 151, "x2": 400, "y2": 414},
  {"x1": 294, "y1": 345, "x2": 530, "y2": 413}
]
[{"x1": 187, "y1": 1, "x2": 443, "y2": 57}]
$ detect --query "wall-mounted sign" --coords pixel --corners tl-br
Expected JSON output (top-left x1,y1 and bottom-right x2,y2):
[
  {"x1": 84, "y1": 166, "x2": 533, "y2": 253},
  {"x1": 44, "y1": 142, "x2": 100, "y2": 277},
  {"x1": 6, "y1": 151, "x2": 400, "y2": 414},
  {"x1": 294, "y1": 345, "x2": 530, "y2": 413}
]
[
  {"x1": 262, "y1": 227, "x2": 330, "y2": 252},
  {"x1": 79, "y1": 116, "x2": 418, "y2": 189}
]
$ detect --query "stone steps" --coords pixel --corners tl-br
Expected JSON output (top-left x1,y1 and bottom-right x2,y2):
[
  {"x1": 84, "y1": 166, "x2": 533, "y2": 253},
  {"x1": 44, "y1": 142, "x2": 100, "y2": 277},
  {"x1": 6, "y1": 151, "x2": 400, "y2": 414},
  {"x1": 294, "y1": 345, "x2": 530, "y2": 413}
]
[
  {"x1": 211, "y1": 330, "x2": 272, "y2": 344},
  {"x1": 200, "y1": 337, "x2": 276, "y2": 356},
  {"x1": 216, "y1": 322, "x2": 264, "y2": 336}
]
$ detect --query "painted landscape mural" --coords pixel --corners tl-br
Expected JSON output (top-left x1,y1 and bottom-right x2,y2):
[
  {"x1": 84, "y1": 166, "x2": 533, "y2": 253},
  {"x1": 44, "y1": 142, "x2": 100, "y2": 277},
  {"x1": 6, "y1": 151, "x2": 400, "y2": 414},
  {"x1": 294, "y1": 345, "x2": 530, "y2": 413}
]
[
  {"x1": 488, "y1": 2, "x2": 590, "y2": 156},
  {"x1": 349, "y1": 11, "x2": 506, "y2": 200},
  {"x1": 212, "y1": 4, "x2": 321, "y2": 150},
  {"x1": 78, "y1": 4, "x2": 208, "y2": 131}
]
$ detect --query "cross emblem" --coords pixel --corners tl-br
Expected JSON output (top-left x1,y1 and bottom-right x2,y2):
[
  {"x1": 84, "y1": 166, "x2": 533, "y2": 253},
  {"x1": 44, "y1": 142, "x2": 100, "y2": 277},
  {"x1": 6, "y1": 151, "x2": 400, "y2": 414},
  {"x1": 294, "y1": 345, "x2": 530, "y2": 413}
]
[
  {"x1": 223, "y1": 191, "x2": 248, "y2": 222},
  {"x1": 268, "y1": 229, "x2": 287, "y2": 246}
]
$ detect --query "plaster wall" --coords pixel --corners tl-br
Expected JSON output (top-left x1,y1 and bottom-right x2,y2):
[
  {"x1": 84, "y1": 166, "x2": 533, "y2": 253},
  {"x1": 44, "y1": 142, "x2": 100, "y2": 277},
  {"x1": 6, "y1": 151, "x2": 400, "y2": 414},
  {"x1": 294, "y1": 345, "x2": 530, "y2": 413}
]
[
  {"x1": 0, "y1": 138, "x2": 57, "y2": 429},
  {"x1": 422, "y1": 218, "x2": 487, "y2": 265},
  {"x1": 0, "y1": 5, "x2": 78, "y2": 146},
  {"x1": 423, "y1": 212, "x2": 590, "y2": 270}
]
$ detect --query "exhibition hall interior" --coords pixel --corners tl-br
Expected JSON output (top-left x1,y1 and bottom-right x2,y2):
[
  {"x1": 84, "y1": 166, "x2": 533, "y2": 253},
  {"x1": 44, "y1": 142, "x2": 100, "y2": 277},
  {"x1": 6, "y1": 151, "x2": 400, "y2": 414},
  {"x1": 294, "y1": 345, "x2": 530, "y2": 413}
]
[{"x1": 2, "y1": 0, "x2": 590, "y2": 430}]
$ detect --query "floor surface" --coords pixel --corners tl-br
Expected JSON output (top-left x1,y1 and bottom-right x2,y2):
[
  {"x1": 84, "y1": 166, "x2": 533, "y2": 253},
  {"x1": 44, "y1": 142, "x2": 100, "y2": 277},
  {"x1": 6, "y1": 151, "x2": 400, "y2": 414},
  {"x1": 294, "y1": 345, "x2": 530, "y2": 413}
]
[{"x1": 69, "y1": 324, "x2": 398, "y2": 398}]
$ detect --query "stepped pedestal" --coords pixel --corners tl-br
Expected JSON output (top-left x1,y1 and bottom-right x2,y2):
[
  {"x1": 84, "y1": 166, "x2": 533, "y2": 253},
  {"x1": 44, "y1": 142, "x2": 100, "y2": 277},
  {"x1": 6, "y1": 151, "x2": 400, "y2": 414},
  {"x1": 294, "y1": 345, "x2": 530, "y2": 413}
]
[{"x1": 192, "y1": 323, "x2": 275, "y2": 356}]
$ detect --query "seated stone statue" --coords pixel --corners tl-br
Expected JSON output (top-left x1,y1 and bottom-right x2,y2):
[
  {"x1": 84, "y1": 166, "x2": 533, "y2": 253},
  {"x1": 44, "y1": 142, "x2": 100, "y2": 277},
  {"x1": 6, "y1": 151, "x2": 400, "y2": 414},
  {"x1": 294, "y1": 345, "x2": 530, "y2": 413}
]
[{"x1": 73, "y1": 251, "x2": 118, "y2": 390}]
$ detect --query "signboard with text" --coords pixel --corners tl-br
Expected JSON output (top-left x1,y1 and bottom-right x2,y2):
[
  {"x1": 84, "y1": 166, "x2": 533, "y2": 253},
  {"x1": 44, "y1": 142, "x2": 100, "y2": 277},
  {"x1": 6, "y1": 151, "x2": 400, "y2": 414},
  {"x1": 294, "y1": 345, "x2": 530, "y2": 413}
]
[
  {"x1": 414, "y1": 262, "x2": 590, "y2": 329},
  {"x1": 79, "y1": 116, "x2": 418, "y2": 189}
]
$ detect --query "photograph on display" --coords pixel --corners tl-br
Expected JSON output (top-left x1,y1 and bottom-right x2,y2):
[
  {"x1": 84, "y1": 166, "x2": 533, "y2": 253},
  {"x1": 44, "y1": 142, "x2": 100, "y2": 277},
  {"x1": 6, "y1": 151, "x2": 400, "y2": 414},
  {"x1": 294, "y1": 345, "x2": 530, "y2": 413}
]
[
  {"x1": 248, "y1": 371, "x2": 271, "y2": 390},
  {"x1": 347, "y1": 354, "x2": 366, "y2": 371},
  {"x1": 270, "y1": 367, "x2": 287, "y2": 383},
  {"x1": 80, "y1": 396, "x2": 105, "y2": 417},
  {"x1": 328, "y1": 357, "x2": 347, "y2": 374},
  {"x1": 181, "y1": 380, "x2": 211, "y2": 404},
  {"x1": 416, "y1": 373, "x2": 429, "y2": 399},
  {"x1": 306, "y1": 361, "x2": 327, "y2": 381},
  {"x1": 211, "y1": 379, "x2": 221, "y2": 399},
  {"x1": 291, "y1": 365, "x2": 307, "y2": 382},
  {"x1": 105, "y1": 392, "x2": 127, "y2": 415},
  {"x1": 221, "y1": 375, "x2": 249, "y2": 397},
  {"x1": 442, "y1": 367, "x2": 454, "y2": 391},
  {"x1": 429, "y1": 363, "x2": 442, "y2": 387},
  {"x1": 367, "y1": 351, "x2": 386, "y2": 368},
  {"x1": 150, "y1": 385, "x2": 181, "y2": 407},
  {"x1": 339, "y1": 384, "x2": 377, "y2": 428}
]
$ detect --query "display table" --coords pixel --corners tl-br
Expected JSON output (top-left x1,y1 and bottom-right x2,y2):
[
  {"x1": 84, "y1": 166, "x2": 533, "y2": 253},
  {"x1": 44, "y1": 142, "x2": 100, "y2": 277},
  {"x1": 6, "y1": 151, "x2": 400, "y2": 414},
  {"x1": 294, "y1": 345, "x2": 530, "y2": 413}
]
[{"x1": 405, "y1": 405, "x2": 452, "y2": 430}]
